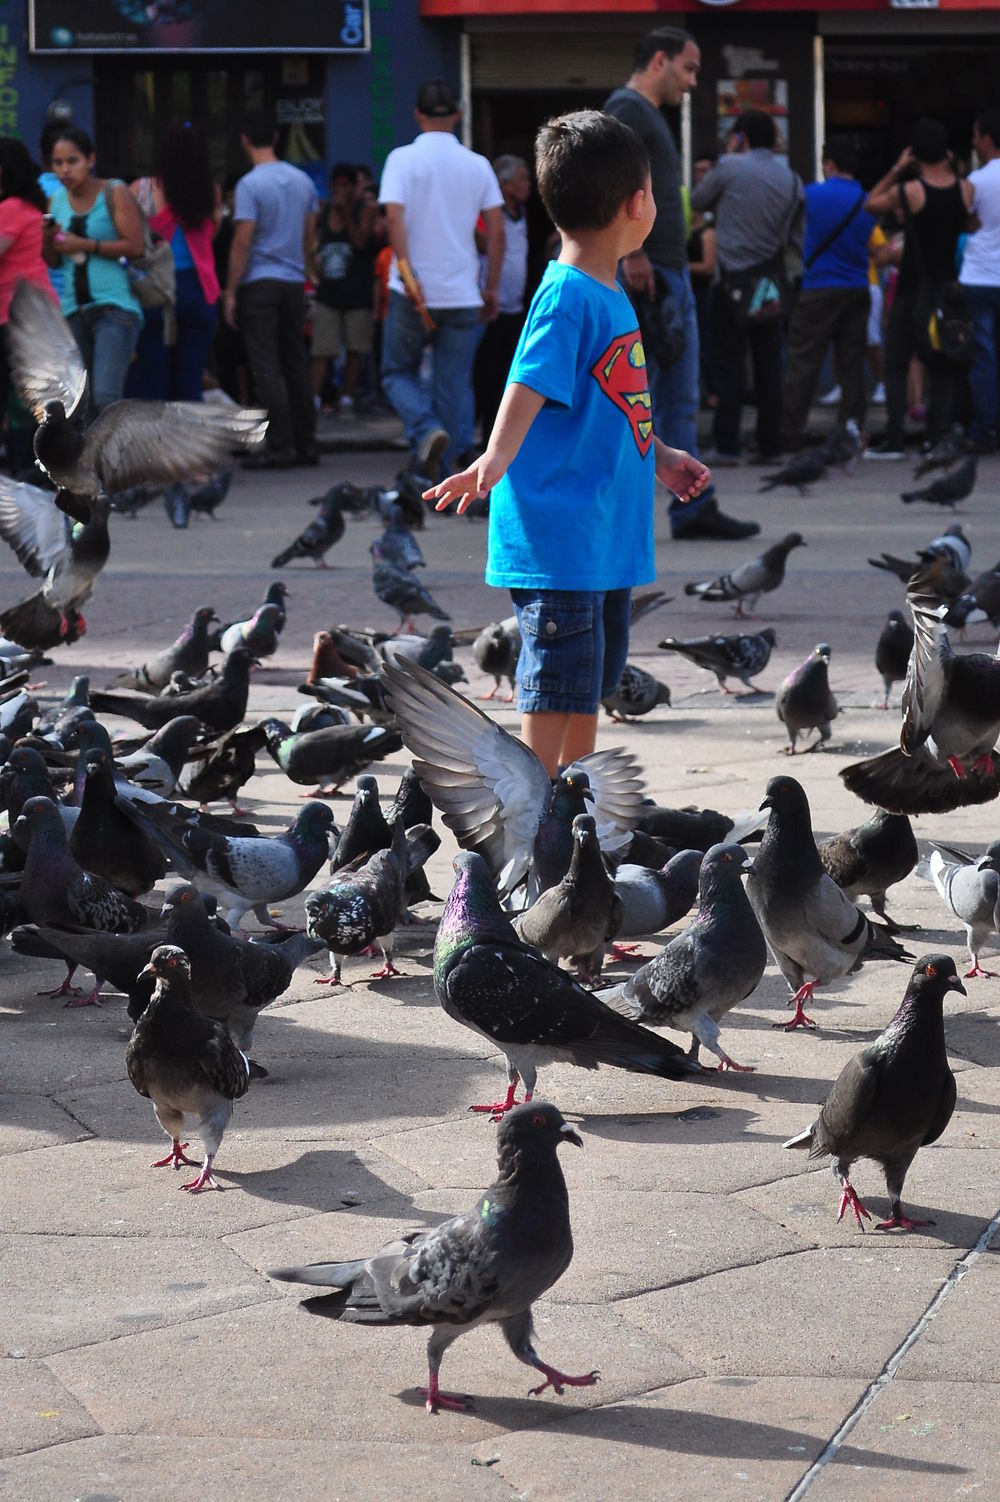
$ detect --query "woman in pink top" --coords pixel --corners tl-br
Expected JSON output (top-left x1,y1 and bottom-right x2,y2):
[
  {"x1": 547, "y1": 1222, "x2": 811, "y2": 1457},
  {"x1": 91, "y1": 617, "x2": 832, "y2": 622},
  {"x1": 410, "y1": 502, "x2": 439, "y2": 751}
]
[
  {"x1": 0, "y1": 136, "x2": 56, "y2": 470},
  {"x1": 128, "y1": 121, "x2": 221, "y2": 401}
]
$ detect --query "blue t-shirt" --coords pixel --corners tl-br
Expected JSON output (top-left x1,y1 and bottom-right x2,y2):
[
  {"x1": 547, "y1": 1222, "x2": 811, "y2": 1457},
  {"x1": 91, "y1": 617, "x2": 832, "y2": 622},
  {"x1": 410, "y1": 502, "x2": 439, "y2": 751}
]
[
  {"x1": 234, "y1": 161, "x2": 318, "y2": 284},
  {"x1": 802, "y1": 178, "x2": 875, "y2": 291},
  {"x1": 486, "y1": 262, "x2": 655, "y2": 592}
]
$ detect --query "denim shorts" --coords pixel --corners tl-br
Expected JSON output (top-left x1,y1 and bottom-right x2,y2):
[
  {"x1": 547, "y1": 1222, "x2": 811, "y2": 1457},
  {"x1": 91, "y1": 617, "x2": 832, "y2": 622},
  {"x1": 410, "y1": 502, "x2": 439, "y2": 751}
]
[{"x1": 510, "y1": 588, "x2": 632, "y2": 715}]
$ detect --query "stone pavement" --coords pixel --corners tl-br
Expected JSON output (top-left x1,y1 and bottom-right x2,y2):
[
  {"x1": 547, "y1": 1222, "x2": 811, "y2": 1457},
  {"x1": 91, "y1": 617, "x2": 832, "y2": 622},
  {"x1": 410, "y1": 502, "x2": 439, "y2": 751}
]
[{"x1": 1, "y1": 431, "x2": 999, "y2": 1502}]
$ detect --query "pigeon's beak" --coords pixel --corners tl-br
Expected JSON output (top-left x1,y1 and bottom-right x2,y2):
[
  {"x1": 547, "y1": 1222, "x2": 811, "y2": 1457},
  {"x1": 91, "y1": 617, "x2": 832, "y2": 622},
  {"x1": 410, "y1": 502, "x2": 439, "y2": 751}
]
[
  {"x1": 947, "y1": 974, "x2": 967, "y2": 996},
  {"x1": 138, "y1": 962, "x2": 155, "y2": 982},
  {"x1": 159, "y1": 902, "x2": 171, "y2": 918},
  {"x1": 741, "y1": 857, "x2": 755, "y2": 875},
  {"x1": 560, "y1": 1122, "x2": 583, "y2": 1148},
  {"x1": 758, "y1": 795, "x2": 772, "y2": 812}
]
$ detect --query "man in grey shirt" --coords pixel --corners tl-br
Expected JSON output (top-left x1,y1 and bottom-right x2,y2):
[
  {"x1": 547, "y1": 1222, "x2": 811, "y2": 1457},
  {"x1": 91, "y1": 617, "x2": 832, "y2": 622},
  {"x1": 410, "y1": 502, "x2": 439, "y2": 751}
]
[
  {"x1": 225, "y1": 112, "x2": 319, "y2": 467},
  {"x1": 605, "y1": 27, "x2": 759, "y2": 539},
  {"x1": 691, "y1": 110, "x2": 804, "y2": 464}
]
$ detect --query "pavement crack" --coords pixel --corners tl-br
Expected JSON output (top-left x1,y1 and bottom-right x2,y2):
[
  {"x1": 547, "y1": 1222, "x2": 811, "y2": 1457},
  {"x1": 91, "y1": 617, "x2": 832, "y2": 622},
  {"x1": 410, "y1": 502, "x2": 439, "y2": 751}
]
[{"x1": 784, "y1": 1202, "x2": 1000, "y2": 1500}]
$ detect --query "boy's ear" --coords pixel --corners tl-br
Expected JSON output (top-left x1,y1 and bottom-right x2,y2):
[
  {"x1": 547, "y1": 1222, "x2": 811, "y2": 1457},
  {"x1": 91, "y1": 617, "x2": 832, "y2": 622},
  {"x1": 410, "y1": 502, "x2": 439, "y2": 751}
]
[{"x1": 625, "y1": 186, "x2": 649, "y2": 222}]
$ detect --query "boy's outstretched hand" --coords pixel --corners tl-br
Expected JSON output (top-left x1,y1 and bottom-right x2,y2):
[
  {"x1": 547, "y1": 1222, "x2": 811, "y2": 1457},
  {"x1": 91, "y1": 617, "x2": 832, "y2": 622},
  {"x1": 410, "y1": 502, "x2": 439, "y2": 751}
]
[
  {"x1": 654, "y1": 442, "x2": 711, "y2": 504},
  {"x1": 423, "y1": 454, "x2": 506, "y2": 515}
]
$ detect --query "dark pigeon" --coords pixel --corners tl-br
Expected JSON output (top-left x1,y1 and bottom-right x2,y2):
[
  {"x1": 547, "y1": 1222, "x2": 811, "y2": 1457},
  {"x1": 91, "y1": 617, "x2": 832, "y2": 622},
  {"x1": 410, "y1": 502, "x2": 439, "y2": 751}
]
[
  {"x1": 371, "y1": 544, "x2": 449, "y2": 631},
  {"x1": 683, "y1": 532, "x2": 805, "y2": 619},
  {"x1": 874, "y1": 609, "x2": 914, "y2": 711},
  {"x1": 271, "y1": 486, "x2": 346, "y2": 569},
  {"x1": 305, "y1": 819, "x2": 425, "y2": 983},
  {"x1": 14, "y1": 794, "x2": 149, "y2": 947},
  {"x1": 260, "y1": 717, "x2": 403, "y2": 796},
  {"x1": 783, "y1": 955, "x2": 961, "y2": 1229},
  {"x1": 818, "y1": 809, "x2": 918, "y2": 935},
  {"x1": 179, "y1": 723, "x2": 268, "y2": 815},
  {"x1": 514, "y1": 813, "x2": 623, "y2": 982},
  {"x1": 378, "y1": 503, "x2": 425, "y2": 572},
  {"x1": 758, "y1": 450, "x2": 826, "y2": 493},
  {"x1": 777, "y1": 643, "x2": 838, "y2": 753},
  {"x1": 659, "y1": 627, "x2": 776, "y2": 694},
  {"x1": 911, "y1": 424, "x2": 966, "y2": 480},
  {"x1": 109, "y1": 606, "x2": 219, "y2": 691},
  {"x1": 901, "y1": 456, "x2": 977, "y2": 509},
  {"x1": 329, "y1": 774, "x2": 392, "y2": 873},
  {"x1": 472, "y1": 616, "x2": 520, "y2": 702},
  {"x1": 0, "y1": 481, "x2": 110, "y2": 649},
  {"x1": 89, "y1": 648, "x2": 254, "y2": 735},
  {"x1": 601, "y1": 664, "x2": 671, "y2": 721},
  {"x1": 69, "y1": 748, "x2": 166, "y2": 896}
]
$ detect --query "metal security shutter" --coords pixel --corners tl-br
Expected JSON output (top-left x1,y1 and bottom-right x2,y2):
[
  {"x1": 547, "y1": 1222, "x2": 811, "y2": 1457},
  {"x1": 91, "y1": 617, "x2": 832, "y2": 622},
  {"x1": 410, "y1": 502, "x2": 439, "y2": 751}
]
[{"x1": 469, "y1": 30, "x2": 635, "y2": 92}]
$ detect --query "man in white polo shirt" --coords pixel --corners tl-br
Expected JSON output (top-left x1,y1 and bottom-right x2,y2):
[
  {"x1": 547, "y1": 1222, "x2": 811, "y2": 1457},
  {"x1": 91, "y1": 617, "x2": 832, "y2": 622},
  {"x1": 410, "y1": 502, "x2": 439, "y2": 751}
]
[
  {"x1": 961, "y1": 108, "x2": 1000, "y2": 455},
  {"x1": 379, "y1": 78, "x2": 504, "y2": 480}
]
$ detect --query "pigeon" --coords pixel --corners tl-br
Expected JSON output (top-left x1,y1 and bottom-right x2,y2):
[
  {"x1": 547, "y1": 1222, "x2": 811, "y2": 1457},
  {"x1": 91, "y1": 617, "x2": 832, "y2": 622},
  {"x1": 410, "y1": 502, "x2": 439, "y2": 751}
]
[
  {"x1": 112, "y1": 715, "x2": 203, "y2": 799},
  {"x1": 433, "y1": 850, "x2": 705, "y2": 1115},
  {"x1": 513, "y1": 814, "x2": 623, "y2": 982},
  {"x1": 659, "y1": 627, "x2": 776, "y2": 694},
  {"x1": 381, "y1": 654, "x2": 646, "y2": 898},
  {"x1": 89, "y1": 648, "x2": 253, "y2": 735},
  {"x1": 901, "y1": 456, "x2": 977, "y2": 509},
  {"x1": 758, "y1": 450, "x2": 826, "y2": 493},
  {"x1": 783, "y1": 955, "x2": 961, "y2": 1230},
  {"x1": 179, "y1": 723, "x2": 268, "y2": 814},
  {"x1": 109, "y1": 606, "x2": 219, "y2": 691},
  {"x1": 12, "y1": 920, "x2": 164, "y2": 1010},
  {"x1": 305, "y1": 628, "x2": 361, "y2": 682},
  {"x1": 684, "y1": 533, "x2": 805, "y2": 619},
  {"x1": 126, "y1": 946, "x2": 251, "y2": 1194},
  {"x1": 110, "y1": 481, "x2": 164, "y2": 518},
  {"x1": 911, "y1": 423, "x2": 966, "y2": 479},
  {"x1": 635, "y1": 804, "x2": 738, "y2": 852},
  {"x1": 874, "y1": 609, "x2": 914, "y2": 709},
  {"x1": 5, "y1": 282, "x2": 268, "y2": 524},
  {"x1": 943, "y1": 562, "x2": 1000, "y2": 630},
  {"x1": 601, "y1": 664, "x2": 671, "y2": 721},
  {"x1": 919, "y1": 847, "x2": 1000, "y2": 977},
  {"x1": 377, "y1": 503, "x2": 425, "y2": 572},
  {"x1": 612, "y1": 848, "x2": 703, "y2": 939},
  {"x1": 0, "y1": 479, "x2": 110, "y2": 648},
  {"x1": 371, "y1": 545, "x2": 449, "y2": 631},
  {"x1": 133, "y1": 799, "x2": 336, "y2": 930},
  {"x1": 259, "y1": 718, "x2": 403, "y2": 797},
  {"x1": 211, "y1": 582, "x2": 288, "y2": 648},
  {"x1": 13, "y1": 794, "x2": 149, "y2": 943},
  {"x1": 268, "y1": 1101, "x2": 598, "y2": 1413},
  {"x1": 841, "y1": 565, "x2": 1000, "y2": 814},
  {"x1": 34, "y1": 673, "x2": 91, "y2": 739},
  {"x1": 216, "y1": 602, "x2": 283, "y2": 661},
  {"x1": 305, "y1": 819, "x2": 415, "y2": 983},
  {"x1": 186, "y1": 468, "x2": 232, "y2": 520},
  {"x1": 472, "y1": 617, "x2": 521, "y2": 702},
  {"x1": 378, "y1": 624, "x2": 455, "y2": 673},
  {"x1": 329, "y1": 774, "x2": 392, "y2": 873},
  {"x1": 745, "y1": 775, "x2": 913, "y2": 1030},
  {"x1": 270, "y1": 486, "x2": 346, "y2": 569},
  {"x1": 599, "y1": 844, "x2": 766, "y2": 1071},
  {"x1": 368, "y1": 469, "x2": 427, "y2": 529},
  {"x1": 776, "y1": 644, "x2": 838, "y2": 753},
  {"x1": 163, "y1": 482, "x2": 192, "y2": 529},
  {"x1": 815, "y1": 418, "x2": 862, "y2": 472},
  {"x1": 818, "y1": 809, "x2": 919, "y2": 935},
  {"x1": 68, "y1": 748, "x2": 167, "y2": 895}
]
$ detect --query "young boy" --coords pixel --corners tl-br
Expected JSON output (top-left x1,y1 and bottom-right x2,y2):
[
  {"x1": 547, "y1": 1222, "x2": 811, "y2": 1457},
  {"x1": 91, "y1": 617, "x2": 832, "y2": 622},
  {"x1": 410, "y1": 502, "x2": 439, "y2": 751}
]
[{"x1": 425, "y1": 109, "x2": 708, "y2": 776}]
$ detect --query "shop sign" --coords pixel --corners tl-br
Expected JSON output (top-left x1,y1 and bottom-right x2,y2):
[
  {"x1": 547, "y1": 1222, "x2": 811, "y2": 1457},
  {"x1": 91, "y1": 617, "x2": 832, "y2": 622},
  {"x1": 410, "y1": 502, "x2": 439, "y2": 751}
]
[{"x1": 28, "y1": 0, "x2": 369, "y2": 53}]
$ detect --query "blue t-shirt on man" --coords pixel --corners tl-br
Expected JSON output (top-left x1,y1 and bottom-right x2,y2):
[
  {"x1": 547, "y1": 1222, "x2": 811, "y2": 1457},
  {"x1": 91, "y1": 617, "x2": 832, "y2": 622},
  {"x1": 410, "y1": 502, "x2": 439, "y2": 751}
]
[
  {"x1": 802, "y1": 177, "x2": 876, "y2": 291},
  {"x1": 234, "y1": 160, "x2": 318, "y2": 284},
  {"x1": 486, "y1": 262, "x2": 655, "y2": 592}
]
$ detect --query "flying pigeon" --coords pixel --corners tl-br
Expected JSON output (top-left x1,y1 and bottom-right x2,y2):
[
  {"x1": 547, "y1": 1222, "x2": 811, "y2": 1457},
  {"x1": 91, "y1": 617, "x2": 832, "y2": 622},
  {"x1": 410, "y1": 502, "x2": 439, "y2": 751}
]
[
  {"x1": 783, "y1": 955, "x2": 961, "y2": 1229},
  {"x1": 776, "y1": 644, "x2": 838, "y2": 753},
  {"x1": 0, "y1": 479, "x2": 110, "y2": 648},
  {"x1": 659, "y1": 627, "x2": 776, "y2": 694},
  {"x1": 684, "y1": 533, "x2": 805, "y2": 619}
]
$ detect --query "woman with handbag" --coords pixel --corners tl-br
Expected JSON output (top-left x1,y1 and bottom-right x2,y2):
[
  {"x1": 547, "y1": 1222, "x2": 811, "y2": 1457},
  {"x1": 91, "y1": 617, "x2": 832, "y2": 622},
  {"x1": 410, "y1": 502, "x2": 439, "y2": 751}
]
[
  {"x1": 863, "y1": 119, "x2": 974, "y2": 460},
  {"x1": 42, "y1": 126, "x2": 144, "y2": 415},
  {"x1": 128, "y1": 122, "x2": 221, "y2": 402}
]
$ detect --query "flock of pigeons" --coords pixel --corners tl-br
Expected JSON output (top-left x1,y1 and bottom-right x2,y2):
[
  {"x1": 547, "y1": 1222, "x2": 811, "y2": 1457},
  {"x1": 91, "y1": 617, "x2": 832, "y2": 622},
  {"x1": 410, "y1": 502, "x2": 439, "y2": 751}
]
[{"x1": 2, "y1": 279, "x2": 999, "y2": 1411}]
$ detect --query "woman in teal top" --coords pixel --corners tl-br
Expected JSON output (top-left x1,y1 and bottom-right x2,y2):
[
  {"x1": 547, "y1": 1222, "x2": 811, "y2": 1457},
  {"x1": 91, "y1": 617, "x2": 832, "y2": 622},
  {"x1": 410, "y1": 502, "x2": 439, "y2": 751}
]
[{"x1": 43, "y1": 126, "x2": 145, "y2": 413}]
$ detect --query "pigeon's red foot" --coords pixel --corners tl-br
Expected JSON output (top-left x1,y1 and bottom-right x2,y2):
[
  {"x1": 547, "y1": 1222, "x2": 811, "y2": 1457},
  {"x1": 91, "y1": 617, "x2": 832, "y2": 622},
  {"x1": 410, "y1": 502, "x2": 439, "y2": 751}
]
[
  {"x1": 229, "y1": 802, "x2": 251, "y2": 818},
  {"x1": 370, "y1": 958, "x2": 401, "y2": 980},
  {"x1": 609, "y1": 943, "x2": 644, "y2": 961},
  {"x1": 873, "y1": 699, "x2": 889, "y2": 711},
  {"x1": 775, "y1": 983, "x2": 816, "y2": 1030},
  {"x1": 476, "y1": 687, "x2": 498, "y2": 702},
  {"x1": 419, "y1": 1375, "x2": 473, "y2": 1413},
  {"x1": 65, "y1": 984, "x2": 103, "y2": 1008},
  {"x1": 717, "y1": 1053, "x2": 755, "y2": 1073},
  {"x1": 529, "y1": 1363, "x2": 601, "y2": 1398},
  {"x1": 469, "y1": 1079, "x2": 530, "y2": 1118},
  {"x1": 181, "y1": 1161, "x2": 220, "y2": 1193},
  {"x1": 837, "y1": 1180, "x2": 872, "y2": 1228},
  {"x1": 40, "y1": 974, "x2": 81, "y2": 999},
  {"x1": 964, "y1": 961, "x2": 997, "y2": 979},
  {"x1": 300, "y1": 787, "x2": 336, "y2": 799},
  {"x1": 972, "y1": 754, "x2": 996, "y2": 776},
  {"x1": 153, "y1": 1139, "x2": 198, "y2": 1169},
  {"x1": 947, "y1": 755, "x2": 969, "y2": 780},
  {"x1": 313, "y1": 975, "x2": 343, "y2": 986},
  {"x1": 876, "y1": 1204, "x2": 935, "y2": 1232}
]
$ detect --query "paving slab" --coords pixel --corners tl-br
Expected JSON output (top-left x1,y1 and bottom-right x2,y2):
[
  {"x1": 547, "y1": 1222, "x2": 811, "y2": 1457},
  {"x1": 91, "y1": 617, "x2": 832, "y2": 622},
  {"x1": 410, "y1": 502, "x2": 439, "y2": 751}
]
[{"x1": 0, "y1": 1358, "x2": 99, "y2": 1459}]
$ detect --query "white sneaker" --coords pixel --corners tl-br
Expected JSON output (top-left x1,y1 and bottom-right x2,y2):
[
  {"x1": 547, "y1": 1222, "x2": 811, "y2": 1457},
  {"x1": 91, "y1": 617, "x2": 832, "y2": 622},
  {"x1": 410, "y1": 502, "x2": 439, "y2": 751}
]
[
  {"x1": 818, "y1": 385, "x2": 841, "y2": 406},
  {"x1": 337, "y1": 395, "x2": 354, "y2": 413},
  {"x1": 870, "y1": 383, "x2": 886, "y2": 405}
]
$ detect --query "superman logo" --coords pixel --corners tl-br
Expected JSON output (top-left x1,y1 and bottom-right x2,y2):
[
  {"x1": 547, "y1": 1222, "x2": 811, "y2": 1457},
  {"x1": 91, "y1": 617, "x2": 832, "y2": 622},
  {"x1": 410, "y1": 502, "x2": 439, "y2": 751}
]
[{"x1": 590, "y1": 331, "x2": 653, "y2": 457}]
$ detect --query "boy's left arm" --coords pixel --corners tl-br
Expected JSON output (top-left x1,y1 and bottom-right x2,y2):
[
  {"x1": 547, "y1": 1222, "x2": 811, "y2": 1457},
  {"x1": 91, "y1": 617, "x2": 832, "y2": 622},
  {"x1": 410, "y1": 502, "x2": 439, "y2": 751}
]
[{"x1": 653, "y1": 439, "x2": 711, "y2": 503}]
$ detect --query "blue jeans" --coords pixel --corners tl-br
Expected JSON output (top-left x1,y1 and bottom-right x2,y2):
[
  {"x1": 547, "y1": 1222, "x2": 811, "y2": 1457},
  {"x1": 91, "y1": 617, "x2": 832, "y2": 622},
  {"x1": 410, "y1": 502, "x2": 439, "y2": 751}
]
[
  {"x1": 68, "y1": 304, "x2": 142, "y2": 414},
  {"x1": 381, "y1": 292, "x2": 479, "y2": 467},
  {"x1": 647, "y1": 263, "x2": 713, "y2": 519},
  {"x1": 963, "y1": 283, "x2": 1000, "y2": 448}
]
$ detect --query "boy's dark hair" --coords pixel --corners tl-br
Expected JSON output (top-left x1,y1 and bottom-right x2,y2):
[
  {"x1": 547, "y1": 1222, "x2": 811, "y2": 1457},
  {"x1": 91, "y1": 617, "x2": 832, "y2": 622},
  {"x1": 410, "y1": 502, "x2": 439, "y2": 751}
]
[
  {"x1": 536, "y1": 109, "x2": 649, "y2": 232},
  {"x1": 822, "y1": 136, "x2": 857, "y2": 175},
  {"x1": 242, "y1": 112, "x2": 277, "y2": 149},
  {"x1": 737, "y1": 110, "x2": 776, "y2": 150},
  {"x1": 634, "y1": 26, "x2": 694, "y2": 71},
  {"x1": 910, "y1": 117, "x2": 949, "y2": 164},
  {"x1": 975, "y1": 107, "x2": 1000, "y2": 148}
]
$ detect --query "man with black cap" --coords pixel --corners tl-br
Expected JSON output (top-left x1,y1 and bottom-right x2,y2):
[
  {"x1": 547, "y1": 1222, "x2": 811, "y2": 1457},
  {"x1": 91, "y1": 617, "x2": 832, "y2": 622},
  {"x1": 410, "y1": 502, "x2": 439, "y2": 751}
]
[{"x1": 379, "y1": 78, "x2": 504, "y2": 481}]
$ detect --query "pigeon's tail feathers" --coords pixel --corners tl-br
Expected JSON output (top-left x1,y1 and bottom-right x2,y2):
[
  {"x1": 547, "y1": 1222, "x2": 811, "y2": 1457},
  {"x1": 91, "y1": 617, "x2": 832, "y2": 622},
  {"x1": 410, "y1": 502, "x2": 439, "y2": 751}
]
[
  {"x1": 0, "y1": 591, "x2": 76, "y2": 651},
  {"x1": 915, "y1": 854, "x2": 935, "y2": 883},
  {"x1": 841, "y1": 747, "x2": 1000, "y2": 815},
  {"x1": 404, "y1": 821, "x2": 440, "y2": 877},
  {"x1": 593, "y1": 980, "x2": 644, "y2": 1022},
  {"x1": 862, "y1": 920, "x2": 914, "y2": 964},
  {"x1": 685, "y1": 576, "x2": 733, "y2": 602},
  {"x1": 269, "y1": 1259, "x2": 368, "y2": 1289},
  {"x1": 572, "y1": 1012, "x2": 707, "y2": 1080},
  {"x1": 782, "y1": 1125, "x2": 815, "y2": 1152},
  {"x1": 270, "y1": 541, "x2": 301, "y2": 569}
]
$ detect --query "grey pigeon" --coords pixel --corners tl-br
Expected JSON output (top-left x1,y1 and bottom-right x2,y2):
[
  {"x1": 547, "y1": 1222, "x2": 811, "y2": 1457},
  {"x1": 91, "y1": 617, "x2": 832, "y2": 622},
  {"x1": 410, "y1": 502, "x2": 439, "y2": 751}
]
[
  {"x1": 472, "y1": 616, "x2": 520, "y2": 701},
  {"x1": 514, "y1": 813, "x2": 623, "y2": 981},
  {"x1": 599, "y1": 843, "x2": 766, "y2": 1071},
  {"x1": 259, "y1": 717, "x2": 403, "y2": 796},
  {"x1": 783, "y1": 955, "x2": 961, "y2": 1229},
  {"x1": 371, "y1": 543, "x2": 449, "y2": 631},
  {"x1": 0, "y1": 480, "x2": 109, "y2": 649},
  {"x1": 745, "y1": 775, "x2": 912, "y2": 1030},
  {"x1": 179, "y1": 723, "x2": 267, "y2": 815},
  {"x1": 210, "y1": 582, "x2": 288, "y2": 651},
  {"x1": 268, "y1": 1101, "x2": 598, "y2": 1413},
  {"x1": 378, "y1": 504, "x2": 425, "y2": 572},
  {"x1": 919, "y1": 847, "x2": 1000, "y2": 977},
  {"x1": 433, "y1": 850, "x2": 705, "y2": 1115},
  {"x1": 874, "y1": 609, "x2": 914, "y2": 710},
  {"x1": 818, "y1": 809, "x2": 918, "y2": 934},
  {"x1": 6, "y1": 282, "x2": 267, "y2": 525},
  {"x1": 659, "y1": 627, "x2": 776, "y2": 694},
  {"x1": 89, "y1": 648, "x2": 253, "y2": 735},
  {"x1": 114, "y1": 715, "x2": 203, "y2": 798},
  {"x1": 612, "y1": 848, "x2": 703, "y2": 940},
  {"x1": 901, "y1": 455, "x2": 977, "y2": 509},
  {"x1": 911, "y1": 424, "x2": 966, "y2": 480},
  {"x1": 126, "y1": 946, "x2": 250, "y2": 1194},
  {"x1": 378, "y1": 623, "x2": 454, "y2": 672},
  {"x1": 109, "y1": 606, "x2": 219, "y2": 692},
  {"x1": 841, "y1": 564, "x2": 1000, "y2": 814},
  {"x1": 777, "y1": 643, "x2": 838, "y2": 752},
  {"x1": 218, "y1": 601, "x2": 283, "y2": 660},
  {"x1": 14, "y1": 794, "x2": 149, "y2": 944},
  {"x1": 815, "y1": 418, "x2": 862, "y2": 472},
  {"x1": 271, "y1": 486, "x2": 346, "y2": 568},
  {"x1": 943, "y1": 560, "x2": 1000, "y2": 630},
  {"x1": 758, "y1": 450, "x2": 826, "y2": 493},
  {"x1": 601, "y1": 664, "x2": 671, "y2": 721},
  {"x1": 684, "y1": 532, "x2": 805, "y2": 619}
]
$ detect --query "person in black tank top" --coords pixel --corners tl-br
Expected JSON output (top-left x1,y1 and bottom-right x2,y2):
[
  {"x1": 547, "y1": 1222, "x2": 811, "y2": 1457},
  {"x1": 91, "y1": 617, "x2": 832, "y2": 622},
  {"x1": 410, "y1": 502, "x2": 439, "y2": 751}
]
[{"x1": 863, "y1": 118, "x2": 973, "y2": 456}]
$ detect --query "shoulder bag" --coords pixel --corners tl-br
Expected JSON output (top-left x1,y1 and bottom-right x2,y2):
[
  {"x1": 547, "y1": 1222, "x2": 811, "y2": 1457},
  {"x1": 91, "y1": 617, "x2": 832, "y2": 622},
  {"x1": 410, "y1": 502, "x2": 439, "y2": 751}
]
[{"x1": 721, "y1": 172, "x2": 802, "y2": 328}]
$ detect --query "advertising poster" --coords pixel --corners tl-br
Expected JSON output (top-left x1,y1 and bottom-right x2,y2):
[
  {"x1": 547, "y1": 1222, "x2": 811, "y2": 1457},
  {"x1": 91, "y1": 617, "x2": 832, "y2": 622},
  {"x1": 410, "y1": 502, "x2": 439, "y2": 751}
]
[{"x1": 29, "y1": 0, "x2": 368, "y2": 53}]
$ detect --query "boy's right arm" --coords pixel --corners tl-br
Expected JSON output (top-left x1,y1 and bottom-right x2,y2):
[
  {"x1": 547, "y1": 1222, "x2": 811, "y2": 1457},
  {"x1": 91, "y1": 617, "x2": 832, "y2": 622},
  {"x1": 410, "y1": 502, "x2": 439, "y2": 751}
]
[{"x1": 424, "y1": 382, "x2": 546, "y2": 515}]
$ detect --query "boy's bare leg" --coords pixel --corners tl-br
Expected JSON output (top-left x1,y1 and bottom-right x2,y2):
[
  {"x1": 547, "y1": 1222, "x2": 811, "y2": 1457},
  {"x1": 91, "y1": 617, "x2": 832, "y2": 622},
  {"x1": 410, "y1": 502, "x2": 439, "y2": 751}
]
[{"x1": 521, "y1": 711, "x2": 598, "y2": 779}]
